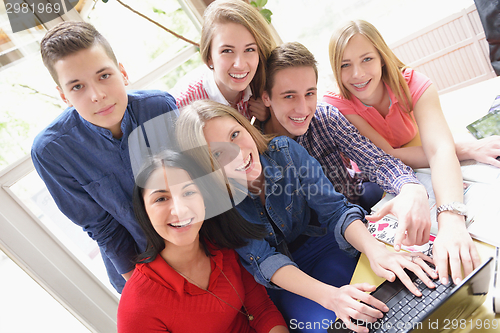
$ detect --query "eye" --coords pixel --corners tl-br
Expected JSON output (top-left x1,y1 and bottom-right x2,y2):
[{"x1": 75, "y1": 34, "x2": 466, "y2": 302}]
[
  {"x1": 154, "y1": 196, "x2": 168, "y2": 203},
  {"x1": 306, "y1": 91, "x2": 316, "y2": 97},
  {"x1": 101, "y1": 73, "x2": 111, "y2": 79},
  {"x1": 213, "y1": 151, "x2": 222, "y2": 159},
  {"x1": 245, "y1": 47, "x2": 256, "y2": 52},
  {"x1": 221, "y1": 49, "x2": 233, "y2": 54},
  {"x1": 340, "y1": 63, "x2": 350, "y2": 69},
  {"x1": 284, "y1": 94, "x2": 293, "y2": 99},
  {"x1": 363, "y1": 57, "x2": 373, "y2": 62},
  {"x1": 183, "y1": 190, "x2": 198, "y2": 197},
  {"x1": 71, "y1": 84, "x2": 83, "y2": 91},
  {"x1": 230, "y1": 131, "x2": 240, "y2": 140}
]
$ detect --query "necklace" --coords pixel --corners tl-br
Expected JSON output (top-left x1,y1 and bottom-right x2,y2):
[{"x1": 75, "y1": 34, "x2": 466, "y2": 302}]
[{"x1": 172, "y1": 257, "x2": 254, "y2": 321}]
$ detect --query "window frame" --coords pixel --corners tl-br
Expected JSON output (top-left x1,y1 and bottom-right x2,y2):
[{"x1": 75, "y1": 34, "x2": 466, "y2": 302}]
[{"x1": 0, "y1": 1, "x2": 205, "y2": 331}]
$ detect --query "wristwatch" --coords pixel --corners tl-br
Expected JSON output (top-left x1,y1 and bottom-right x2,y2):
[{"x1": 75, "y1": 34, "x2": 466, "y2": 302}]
[{"x1": 436, "y1": 202, "x2": 468, "y2": 220}]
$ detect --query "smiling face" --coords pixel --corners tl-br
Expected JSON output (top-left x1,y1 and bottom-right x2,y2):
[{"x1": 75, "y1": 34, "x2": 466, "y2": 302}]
[
  {"x1": 208, "y1": 22, "x2": 260, "y2": 103},
  {"x1": 143, "y1": 167, "x2": 205, "y2": 249},
  {"x1": 262, "y1": 66, "x2": 317, "y2": 139},
  {"x1": 340, "y1": 34, "x2": 385, "y2": 106},
  {"x1": 54, "y1": 44, "x2": 129, "y2": 138},
  {"x1": 203, "y1": 116, "x2": 262, "y2": 187}
]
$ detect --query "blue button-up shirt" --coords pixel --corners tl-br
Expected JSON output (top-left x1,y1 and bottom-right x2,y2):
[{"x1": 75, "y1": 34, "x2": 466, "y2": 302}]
[
  {"x1": 31, "y1": 90, "x2": 178, "y2": 292},
  {"x1": 234, "y1": 136, "x2": 366, "y2": 288}
]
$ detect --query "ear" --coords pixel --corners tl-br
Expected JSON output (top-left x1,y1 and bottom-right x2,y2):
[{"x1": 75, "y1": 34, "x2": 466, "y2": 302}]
[
  {"x1": 56, "y1": 86, "x2": 73, "y2": 107},
  {"x1": 207, "y1": 57, "x2": 214, "y2": 70},
  {"x1": 119, "y1": 63, "x2": 129, "y2": 86},
  {"x1": 261, "y1": 90, "x2": 272, "y2": 107}
]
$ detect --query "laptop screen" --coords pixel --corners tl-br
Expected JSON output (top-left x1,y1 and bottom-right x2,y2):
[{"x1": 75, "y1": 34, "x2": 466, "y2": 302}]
[{"x1": 419, "y1": 256, "x2": 493, "y2": 332}]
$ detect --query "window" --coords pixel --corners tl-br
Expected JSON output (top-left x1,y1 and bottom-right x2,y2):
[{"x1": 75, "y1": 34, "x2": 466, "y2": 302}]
[{"x1": 0, "y1": 1, "x2": 203, "y2": 331}]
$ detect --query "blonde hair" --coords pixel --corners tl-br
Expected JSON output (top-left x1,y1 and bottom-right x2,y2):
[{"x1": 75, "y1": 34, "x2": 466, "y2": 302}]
[
  {"x1": 329, "y1": 20, "x2": 412, "y2": 113},
  {"x1": 176, "y1": 100, "x2": 272, "y2": 156},
  {"x1": 199, "y1": 0, "x2": 276, "y2": 97}
]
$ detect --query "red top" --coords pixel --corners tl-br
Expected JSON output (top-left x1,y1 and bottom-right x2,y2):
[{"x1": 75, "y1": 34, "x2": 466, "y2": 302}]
[
  {"x1": 323, "y1": 68, "x2": 432, "y2": 148},
  {"x1": 117, "y1": 246, "x2": 285, "y2": 333}
]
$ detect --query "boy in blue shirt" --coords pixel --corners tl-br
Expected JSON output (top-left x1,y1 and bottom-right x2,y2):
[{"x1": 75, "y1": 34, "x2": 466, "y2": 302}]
[{"x1": 31, "y1": 21, "x2": 178, "y2": 293}]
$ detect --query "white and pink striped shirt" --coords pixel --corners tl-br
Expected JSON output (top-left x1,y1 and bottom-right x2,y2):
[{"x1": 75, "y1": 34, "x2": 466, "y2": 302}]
[{"x1": 174, "y1": 68, "x2": 253, "y2": 120}]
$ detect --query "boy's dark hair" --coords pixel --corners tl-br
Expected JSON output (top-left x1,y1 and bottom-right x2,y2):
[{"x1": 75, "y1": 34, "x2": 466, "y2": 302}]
[
  {"x1": 265, "y1": 42, "x2": 318, "y2": 98},
  {"x1": 133, "y1": 149, "x2": 266, "y2": 263},
  {"x1": 40, "y1": 21, "x2": 118, "y2": 86}
]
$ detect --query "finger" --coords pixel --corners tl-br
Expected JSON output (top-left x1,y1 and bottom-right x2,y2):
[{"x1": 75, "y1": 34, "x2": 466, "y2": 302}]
[
  {"x1": 485, "y1": 156, "x2": 500, "y2": 168},
  {"x1": 414, "y1": 253, "x2": 438, "y2": 279},
  {"x1": 339, "y1": 317, "x2": 368, "y2": 333},
  {"x1": 356, "y1": 292, "x2": 389, "y2": 313},
  {"x1": 408, "y1": 257, "x2": 436, "y2": 288},
  {"x1": 434, "y1": 249, "x2": 450, "y2": 285},
  {"x1": 459, "y1": 248, "x2": 475, "y2": 279},
  {"x1": 470, "y1": 246, "x2": 481, "y2": 270},
  {"x1": 366, "y1": 201, "x2": 392, "y2": 221},
  {"x1": 392, "y1": 266, "x2": 422, "y2": 296},
  {"x1": 449, "y1": 251, "x2": 463, "y2": 285},
  {"x1": 393, "y1": 224, "x2": 406, "y2": 252},
  {"x1": 349, "y1": 304, "x2": 382, "y2": 324}
]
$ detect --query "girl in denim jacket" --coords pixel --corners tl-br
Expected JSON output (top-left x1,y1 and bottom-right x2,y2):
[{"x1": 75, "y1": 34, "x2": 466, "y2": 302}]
[{"x1": 176, "y1": 100, "x2": 437, "y2": 333}]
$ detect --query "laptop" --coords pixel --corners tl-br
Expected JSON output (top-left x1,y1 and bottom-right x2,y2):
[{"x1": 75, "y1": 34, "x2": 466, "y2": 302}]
[{"x1": 328, "y1": 257, "x2": 494, "y2": 333}]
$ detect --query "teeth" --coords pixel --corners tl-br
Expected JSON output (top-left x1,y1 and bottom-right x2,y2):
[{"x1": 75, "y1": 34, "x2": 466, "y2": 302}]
[
  {"x1": 290, "y1": 116, "x2": 307, "y2": 123},
  {"x1": 230, "y1": 73, "x2": 248, "y2": 79},
  {"x1": 353, "y1": 80, "x2": 370, "y2": 88},
  {"x1": 170, "y1": 218, "x2": 193, "y2": 228},
  {"x1": 235, "y1": 154, "x2": 252, "y2": 171}
]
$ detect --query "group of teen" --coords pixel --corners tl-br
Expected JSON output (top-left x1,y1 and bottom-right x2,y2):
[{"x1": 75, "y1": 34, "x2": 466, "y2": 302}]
[{"x1": 31, "y1": 0, "x2": 500, "y2": 332}]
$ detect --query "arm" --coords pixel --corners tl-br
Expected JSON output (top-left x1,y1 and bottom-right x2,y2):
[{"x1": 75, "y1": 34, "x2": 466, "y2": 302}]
[
  {"x1": 344, "y1": 219, "x2": 437, "y2": 295},
  {"x1": 31, "y1": 148, "x2": 138, "y2": 279},
  {"x1": 345, "y1": 109, "x2": 500, "y2": 169},
  {"x1": 411, "y1": 84, "x2": 480, "y2": 284},
  {"x1": 323, "y1": 105, "x2": 422, "y2": 195},
  {"x1": 343, "y1": 112, "x2": 430, "y2": 169},
  {"x1": 455, "y1": 135, "x2": 500, "y2": 167},
  {"x1": 323, "y1": 107, "x2": 431, "y2": 248},
  {"x1": 271, "y1": 265, "x2": 388, "y2": 333}
]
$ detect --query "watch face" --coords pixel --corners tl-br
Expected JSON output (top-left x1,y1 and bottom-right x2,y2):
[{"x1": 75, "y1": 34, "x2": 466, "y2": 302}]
[{"x1": 451, "y1": 202, "x2": 467, "y2": 214}]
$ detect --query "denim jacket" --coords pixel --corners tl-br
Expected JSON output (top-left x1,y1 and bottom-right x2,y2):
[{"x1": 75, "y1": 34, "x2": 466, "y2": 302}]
[{"x1": 234, "y1": 136, "x2": 366, "y2": 288}]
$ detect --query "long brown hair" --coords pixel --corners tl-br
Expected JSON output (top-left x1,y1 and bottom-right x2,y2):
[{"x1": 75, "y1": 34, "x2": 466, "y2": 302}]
[{"x1": 199, "y1": 0, "x2": 276, "y2": 97}]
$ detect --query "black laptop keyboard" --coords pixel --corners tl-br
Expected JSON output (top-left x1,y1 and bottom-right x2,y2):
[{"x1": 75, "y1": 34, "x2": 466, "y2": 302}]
[{"x1": 364, "y1": 278, "x2": 455, "y2": 333}]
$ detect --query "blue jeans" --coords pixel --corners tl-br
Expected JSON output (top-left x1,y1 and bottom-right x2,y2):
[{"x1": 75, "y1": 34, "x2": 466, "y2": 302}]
[{"x1": 267, "y1": 232, "x2": 359, "y2": 333}]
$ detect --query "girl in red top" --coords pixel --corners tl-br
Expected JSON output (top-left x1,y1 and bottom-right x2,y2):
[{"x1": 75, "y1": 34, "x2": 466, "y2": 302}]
[
  {"x1": 323, "y1": 20, "x2": 500, "y2": 288},
  {"x1": 117, "y1": 149, "x2": 287, "y2": 333}
]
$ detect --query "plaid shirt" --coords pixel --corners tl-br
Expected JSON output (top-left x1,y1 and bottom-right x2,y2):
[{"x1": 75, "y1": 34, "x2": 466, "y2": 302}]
[{"x1": 295, "y1": 103, "x2": 420, "y2": 203}]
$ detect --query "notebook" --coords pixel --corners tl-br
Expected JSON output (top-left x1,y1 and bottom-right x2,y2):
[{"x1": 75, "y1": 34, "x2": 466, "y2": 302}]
[
  {"x1": 466, "y1": 94, "x2": 500, "y2": 139},
  {"x1": 328, "y1": 257, "x2": 494, "y2": 333}
]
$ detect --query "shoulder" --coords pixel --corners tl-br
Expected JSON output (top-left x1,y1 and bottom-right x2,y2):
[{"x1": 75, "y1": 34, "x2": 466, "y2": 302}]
[
  {"x1": 402, "y1": 68, "x2": 432, "y2": 86},
  {"x1": 268, "y1": 135, "x2": 296, "y2": 151},
  {"x1": 127, "y1": 90, "x2": 177, "y2": 117},
  {"x1": 31, "y1": 107, "x2": 81, "y2": 156},
  {"x1": 172, "y1": 75, "x2": 207, "y2": 108},
  {"x1": 322, "y1": 90, "x2": 359, "y2": 115},
  {"x1": 323, "y1": 90, "x2": 351, "y2": 105},
  {"x1": 265, "y1": 136, "x2": 311, "y2": 167}
]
